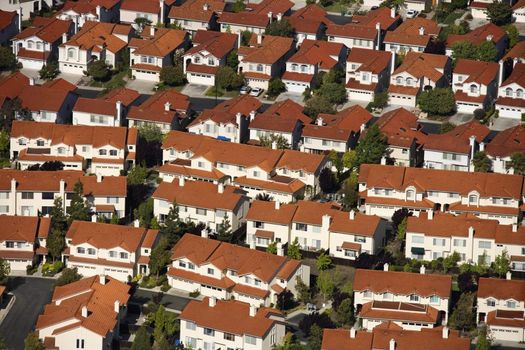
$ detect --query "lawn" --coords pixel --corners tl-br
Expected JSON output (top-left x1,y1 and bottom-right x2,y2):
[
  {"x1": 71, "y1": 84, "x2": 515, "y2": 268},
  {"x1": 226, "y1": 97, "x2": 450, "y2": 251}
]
[
  {"x1": 322, "y1": 2, "x2": 350, "y2": 14},
  {"x1": 89, "y1": 69, "x2": 128, "y2": 89},
  {"x1": 441, "y1": 10, "x2": 465, "y2": 25},
  {"x1": 205, "y1": 86, "x2": 239, "y2": 98}
]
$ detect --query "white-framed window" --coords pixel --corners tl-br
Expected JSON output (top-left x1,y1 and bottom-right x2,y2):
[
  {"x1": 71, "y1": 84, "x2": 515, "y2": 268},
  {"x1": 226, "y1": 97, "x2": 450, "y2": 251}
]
[
  {"x1": 207, "y1": 267, "x2": 214, "y2": 275},
  {"x1": 196, "y1": 208, "x2": 207, "y2": 215},
  {"x1": 410, "y1": 294, "x2": 419, "y2": 302},
  {"x1": 430, "y1": 295, "x2": 440, "y2": 304},
  {"x1": 486, "y1": 299, "x2": 496, "y2": 307},
  {"x1": 433, "y1": 238, "x2": 446, "y2": 246},
  {"x1": 469, "y1": 195, "x2": 478, "y2": 204},
  {"x1": 479, "y1": 241, "x2": 491, "y2": 249},
  {"x1": 507, "y1": 300, "x2": 517, "y2": 308},
  {"x1": 245, "y1": 335, "x2": 257, "y2": 345},
  {"x1": 383, "y1": 292, "x2": 393, "y2": 300},
  {"x1": 186, "y1": 321, "x2": 196, "y2": 330},
  {"x1": 453, "y1": 239, "x2": 466, "y2": 247},
  {"x1": 67, "y1": 48, "x2": 76, "y2": 59},
  {"x1": 120, "y1": 252, "x2": 128, "y2": 259},
  {"x1": 76, "y1": 247, "x2": 86, "y2": 254},
  {"x1": 364, "y1": 290, "x2": 372, "y2": 298},
  {"x1": 87, "y1": 248, "x2": 96, "y2": 255},
  {"x1": 506, "y1": 87, "x2": 513, "y2": 97},
  {"x1": 412, "y1": 235, "x2": 424, "y2": 244}
]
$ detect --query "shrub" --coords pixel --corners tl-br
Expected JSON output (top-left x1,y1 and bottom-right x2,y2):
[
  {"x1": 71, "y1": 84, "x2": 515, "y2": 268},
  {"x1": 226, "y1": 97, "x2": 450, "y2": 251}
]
[
  {"x1": 473, "y1": 108, "x2": 486, "y2": 120},
  {"x1": 189, "y1": 289, "x2": 200, "y2": 298},
  {"x1": 26, "y1": 264, "x2": 38, "y2": 275},
  {"x1": 42, "y1": 261, "x2": 64, "y2": 277},
  {"x1": 160, "y1": 283, "x2": 170, "y2": 292}
]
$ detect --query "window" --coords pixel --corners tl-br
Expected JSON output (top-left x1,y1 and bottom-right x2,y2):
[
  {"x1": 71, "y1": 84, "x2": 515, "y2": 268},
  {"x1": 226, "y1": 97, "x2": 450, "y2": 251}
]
[
  {"x1": 245, "y1": 276, "x2": 252, "y2": 284},
  {"x1": 406, "y1": 190, "x2": 415, "y2": 199},
  {"x1": 410, "y1": 294, "x2": 419, "y2": 302},
  {"x1": 291, "y1": 63, "x2": 298, "y2": 71},
  {"x1": 469, "y1": 195, "x2": 478, "y2": 204},
  {"x1": 254, "y1": 221, "x2": 264, "y2": 229},
  {"x1": 506, "y1": 87, "x2": 513, "y2": 97},
  {"x1": 57, "y1": 147, "x2": 66, "y2": 155},
  {"x1": 141, "y1": 56, "x2": 154, "y2": 64},
  {"x1": 430, "y1": 295, "x2": 440, "y2": 304},
  {"x1": 517, "y1": 89, "x2": 523, "y2": 98},
  {"x1": 76, "y1": 339, "x2": 85, "y2": 349},
  {"x1": 179, "y1": 261, "x2": 187, "y2": 268},
  {"x1": 120, "y1": 252, "x2": 128, "y2": 259},
  {"x1": 487, "y1": 299, "x2": 496, "y2": 307},
  {"x1": 301, "y1": 65, "x2": 307, "y2": 72},
  {"x1": 253, "y1": 170, "x2": 260, "y2": 177},
  {"x1": 42, "y1": 192, "x2": 54, "y2": 200},
  {"x1": 186, "y1": 321, "x2": 196, "y2": 330},
  {"x1": 21, "y1": 192, "x2": 33, "y2": 200},
  {"x1": 68, "y1": 48, "x2": 76, "y2": 58},
  {"x1": 76, "y1": 247, "x2": 86, "y2": 254},
  {"x1": 0, "y1": 206, "x2": 9, "y2": 213},
  {"x1": 27, "y1": 40, "x2": 34, "y2": 49},
  {"x1": 208, "y1": 58, "x2": 214, "y2": 65},
  {"x1": 396, "y1": 77, "x2": 402, "y2": 84},
  {"x1": 355, "y1": 236, "x2": 366, "y2": 243},
  {"x1": 406, "y1": 77, "x2": 413, "y2": 85},
  {"x1": 107, "y1": 197, "x2": 119, "y2": 204},
  {"x1": 470, "y1": 84, "x2": 478, "y2": 94},
  {"x1": 203, "y1": 328, "x2": 214, "y2": 336},
  {"x1": 296, "y1": 223, "x2": 307, "y2": 231},
  {"x1": 383, "y1": 292, "x2": 393, "y2": 300},
  {"x1": 245, "y1": 335, "x2": 257, "y2": 345},
  {"x1": 453, "y1": 239, "x2": 466, "y2": 247},
  {"x1": 312, "y1": 225, "x2": 321, "y2": 233},
  {"x1": 99, "y1": 149, "x2": 107, "y2": 156},
  {"x1": 37, "y1": 140, "x2": 44, "y2": 147},
  {"x1": 364, "y1": 290, "x2": 372, "y2": 298},
  {"x1": 6, "y1": 242, "x2": 14, "y2": 248},
  {"x1": 109, "y1": 251, "x2": 117, "y2": 258},
  {"x1": 207, "y1": 268, "x2": 214, "y2": 275},
  {"x1": 507, "y1": 300, "x2": 517, "y2": 308},
  {"x1": 188, "y1": 262, "x2": 195, "y2": 270},
  {"x1": 224, "y1": 333, "x2": 235, "y2": 341},
  {"x1": 312, "y1": 239, "x2": 321, "y2": 249},
  {"x1": 433, "y1": 238, "x2": 445, "y2": 246},
  {"x1": 479, "y1": 241, "x2": 491, "y2": 249},
  {"x1": 87, "y1": 248, "x2": 96, "y2": 255},
  {"x1": 196, "y1": 208, "x2": 207, "y2": 215},
  {"x1": 412, "y1": 235, "x2": 424, "y2": 244},
  {"x1": 109, "y1": 150, "x2": 117, "y2": 156},
  {"x1": 254, "y1": 279, "x2": 261, "y2": 286},
  {"x1": 18, "y1": 138, "x2": 26, "y2": 146},
  {"x1": 256, "y1": 64, "x2": 263, "y2": 72},
  {"x1": 185, "y1": 337, "x2": 197, "y2": 349}
]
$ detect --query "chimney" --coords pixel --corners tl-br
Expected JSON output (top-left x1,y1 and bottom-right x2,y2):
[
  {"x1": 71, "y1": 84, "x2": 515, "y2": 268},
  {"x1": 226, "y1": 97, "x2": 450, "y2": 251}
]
[
  {"x1": 390, "y1": 7, "x2": 395, "y2": 18},
  {"x1": 203, "y1": 2, "x2": 209, "y2": 11},
  {"x1": 59, "y1": 179, "x2": 65, "y2": 194},
  {"x1": 16, "y1": 8, "x2": 22, "y2": 32},
  {"x1": 375, "y1": 22, "x2": 381, "y2": 50},
  {"x1": 512, "y1": 223, "x2": 518, "y2": 232},
  {"x1": 479, "y1": 141, "x2": 485, "y2": 152},
  {"x1": 29, "y1": 77, "x2": 35, "y2": 86},
  {"x1": 115, "y1": 101, "x2": 122, "y2": 125},
  {"x1": 322, "y1": 214, "x2": 331, "y2": 230},
  {"x1": 96, "y1": 173, "x2": 103, "y2": 183},
  {"x1": 209, "y1": 296, "x2": 217, "y2": 307},
  {"x1": 316, "y1": 117, "x2": 324, "y2": 126},
  {"x1": 275, "y1": 201, "x2": 281, "y2": 210},
  {"x1": 159, "y1": 0, "x2": 165, "y2": 22},
  {"x1": 469, "y1": 135, "x2": 476, "y2": 161},
  {"x1": 235, "y1": 112, "x2": 242, "y2": 127},
  {"x1": 114, "y1": 300, "x2": 120, "y2": 313},
  {"x1": 380, "y1": 156, "x2": 387, "y2": 165},
  {"x1": 442, "y1": 327, "x2": 449, "y2": 339},
  {"x1": 514, "y1": 57, "x2": 519, "y2": 68},
  {"x1": 10, "y1": 178, "x2": 16, "y2": 193},
  {"x1": 81, "y1": 306, "x2": 88, "y2": 318},
  {"x1": 267, "y1": 11, "x2": 273, "y2": 24},
  {"x1": 350, "y1": 327, "x2": 356, "y2": 339},
  {"x1": 390, "y1": 50, "x2": 396, "y2": 74},
  {"x1": 96, "y1": 5, "x2": 101, "y2": 19},
  {"x1": 498, "y1": 60, "x2": 504, "y2": 87},
  {"x1": 164, "y1": 101, "x2": 171, "y2": 111},
  {"x1": 271, "y1": 141, "x2": 277, "y2": 150},
  {"x1": 74, "y1": 16, "x2": 79, "y2": 34},
  {"x1": 468, "y1": 226, "x2": 474, "y2": 238},
  {"x1": 419, "y1": 26, "x2": 425, "y2": 35},
  {"x1": 428, "y1": 209, "x2": 433, "y2": 220},
  {"x1": 486, "y1": 34, "x2": 493, "y2": 42},
  {"x1": 383, "y1": 263, "x2": 389, "y2": 271},
  {"x1": 133, "y1": 219, "x2": 140, "y2": 227},
  {"x1": 277, "y1": 12, "x2": 283, "y2": 21},
  {"x1": 277, "y1": 242, "x2": 284, "y2": 256},
  {"x1": 389, "y1": 338, "x2": 396, "y2": 350},
  {"x1": 249, "y1": 304, "x2": 257, "y2": 317},
  {"x1": 360, "y1": 123, "x2": 366, "y2": 132},
  {"x1": 218, "y1": 182, "x2": 224, "y2": 194},
  {"x1": 506, "y1": 271, "x2": 512, "y2": 280},
  {"x1": 349, "y1": 209, "x2": 355, "y2": 220},
  {"x1": 420, "y1": 265, "x2": 426, "y2": 274},
  {"x1": 201, "y1": 228, "x2": 208, "y2": 238},
  {"x1": 257, "y1": 34, "x2": 262, "y2": 45},
  {"x1": 91, "y1": 214, "x2": 97, "y2": 222},
  {"x1": 249, "y1": 110, "x2": 256, "y2": 121},
  {"x1": 178, "y1": 176, "x2": 185, "y2": 187},
  {"x1": 99, "y1": 274, "x2": 106, "y2": 285},
  {"x1": 62, "y1": 32, "x2": 67, "y2": 44}
]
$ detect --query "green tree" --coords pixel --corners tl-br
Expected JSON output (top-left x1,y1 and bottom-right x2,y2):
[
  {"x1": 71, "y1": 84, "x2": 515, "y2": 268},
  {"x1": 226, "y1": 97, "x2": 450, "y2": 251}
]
[
  {"x1": 355, "y1": 124, "x2": 388, "y2": 165},
  {"x1": 0, "y1": 47, "x2": 16, "y2": 71},
  {"x1": 135, "y1": 17, "x2": 152, "y2": 30},
  {"x1": 47, "y1": 228, "x2": 65, "y2": 262},
  {"x1": 232, "y1": 0, "x2": 246, "y2": 12},
  {"x1": 110, "y1": 212, "x2": 119, "y2": 224},
  {"x1": 316, "y1": 251, "x2": 332, "y2": 271},
  {"x1": 216, "y1": 66, "x2": 244, "y2": 91},
  {"x1": 240, "y1": 30, "x2": 252, "y2": 46},
  {"x1": 317, "y1": 270, "x2": 335, "y2": 301},
  {"x1": 443, "y1": 251, "x2": 461, "y2": 273},
  {"x1": 505, "y1": 24, "x2": 519, "y2": 48},
  {"x1": 318, "y1": 82, "x2": 347, "y2": 105},
  {"x1": 226, "y1": 49, "x2": 239, "y2": 70},
  {"x1": 418, "y1": 88, "x2": 456, "y2": 116},
  {"x1": 151, "y1": 306, "x2": 178, "y2": 343},
  {"x1": 476, "y1": 41, "x2": 498, "y2": 62},
  {"x1": 507, "y1": 152, "x2": 525, "y2": 175},
  {"x1": 396, "y1": 217, "x2": 407, "y2": 240},
  {"x1": 267, "y1": 78, "x2": 286, "y2": 97},
  {"x1": 473, "y1": 151, "x2": 491, "y2": 172},
  {"x1": 150, "y1": 216, "x2": 160, "y2": 229},
  {"x1": 341, "y1": 172, "x2": 359, "y2": 210},
  {"x1": 369, "y1": 91, "x2": 389, "y2": 110},
  {"x1": 449, "y1": 292, "x2": 476, "y2": 331},
  {"x1": 68, "y1": 180, "x2": 91, "y2": 224},
  {"x1": 160, "y1": 201, "x2": 182, "y2": 245},
  {"x1": 335, "y1": 298, "x2": 354, "y2": 326},
  {"x1": 39, "y1": 63, "x2": 60, "y2": 80},
  {"x1": 136, "y1": 198, "x2": 154, "y2": 228},
  {"x1": 287, "y1": 237, "x2": 302, "y2": 260},
  {"x1": 0, "y1": 129, "x2": 8, "y2": 159},
  {"x1": 304, "y1": 95, "x2": 335, "y2": 118},
  {"x1": 493, "y1": 250, "x2": 510, "y2": 278},
  {"x1": 24, "y1": 331, "x2": 43, "y2": 350},
  {"x1": 50, "y1": 197, "x2": 67, "y2": 234},
  {"x1": 216, "y1": 213, "x2": 233, "y2": 241},
  {"x1": 138, "y1": 124, "x2": 164, "y2": 143},
  {"x1": 259, "y1": 133, "x2": 290, "y2": 149},
  {"x1": 476, "y1": 325, "x2": 492, "y2": 350},
  {"x1": 0, "y1": 258, "x2": 10, "y2": 284},
  {"x1": 266, "y1": 241, "x2": 277, "y2": 254},
  {"x1": 160, "y1": 65, "x2": 184, "y2": 86},
  {"x1": 87, "y1": 60, "x2": 111, "y2": 81},
  {"x1": 127, "y1": 163, "x2": 148, "y2": 186},
  {"x1": 487, "y1": 2, "x2": 512, "y2": 25},
  {"x1": 319, "y1": 167, "x2": 337, "y2": 193},
  {"x1": 295, "y1": 276, "x2": 311, "y2": 304},
  {"x1": 323, "y1": 67, "x2": 345, "y2": 85},
  {"x1": 131, "y1": 326, "x2": 152, "y2": 350},
  {"x1": 441, "y1": 122, "x2": 456, "y2": 134},
  {"x1": 329, "y1": 150, "x2": 343, "y2": 178},
  {"x1": 265, "y1": 19, "x2": 294, "y2": 37},
  {"x1": 149, "y1": 237, "x2": 171, "y2": 278},
  {"x1": 452, "y1": 41, "x2": 477, "y2": 61},
  {"x1": 307, "y1": 324, "x2": 323, "y2": 350},
  {"x1": 342, "y1": 150, "x2": 358, "y2": 170},
  {"x1": 56, "y1": 267, "x2": 82, "y2": 286}
]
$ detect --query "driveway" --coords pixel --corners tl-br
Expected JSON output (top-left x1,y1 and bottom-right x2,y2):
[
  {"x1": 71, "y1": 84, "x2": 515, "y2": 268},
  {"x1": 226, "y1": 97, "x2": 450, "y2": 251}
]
[
  {"x1": 448, "y1": 113, "x2": 474, "y2": 125},
  {"x1": 275, "y1": 92, "x2": 304, "y2": 105},
  {"x1": 130, "y1": 288, "x2": 192, "y2": 312},
  {"x1": 490, "y1": 117, "x2": 520, "y2": 131},
  {"x1": 0, "y1": 277, "x2": 54, "y2": 350},
  {"x1": 181, "y1": 84, "x2": 210, "y2": 98},
  {"x1": 126, "y1": 78, "x2": 157, "y2": 94}
]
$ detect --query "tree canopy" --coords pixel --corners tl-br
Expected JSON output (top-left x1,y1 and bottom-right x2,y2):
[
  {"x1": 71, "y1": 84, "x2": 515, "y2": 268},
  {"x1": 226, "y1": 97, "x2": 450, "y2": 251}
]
[
  {"x1": 472, "y1": 151, "x2": 491, "y2": 172},
  {"x1": 507, "y1": 152, "x2": 525, "y2": 175},
  {"x1": 87, "y1": 60, "x2": 111, "y2": 81},
  {"x1": 159, "y1": 65, "x2": 185, "y2": 86},
  {"x1": 418, "y1": 88, "x2": 456, "y2": 116},
  {"x1": 487, "y1": 2, "x2": 512, "y2": 25},
  {"x1": 355, "y1": 124, "x2": 389, "y2": 165},
  {"x1": 265, "y1": 19, "x2": 294, "y2": 37},
  {"x1": 0, "y1": 47, "x2": 16, "y2": 71},
  {"x1": 68, "y1": 180, "x2": 91, "y2": 224}
]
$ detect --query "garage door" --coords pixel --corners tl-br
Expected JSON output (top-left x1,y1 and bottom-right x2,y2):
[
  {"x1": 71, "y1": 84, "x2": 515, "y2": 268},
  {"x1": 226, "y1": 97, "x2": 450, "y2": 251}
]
[
  {"x1": 187, "y1": 72, "x2": 214, "y2": 86},
  {"x1": 389, "y1": 93, "x2": 416, "y2": 107},
  {"x1": 284, "y1": 80, "x2": 308, "y2": 93}
]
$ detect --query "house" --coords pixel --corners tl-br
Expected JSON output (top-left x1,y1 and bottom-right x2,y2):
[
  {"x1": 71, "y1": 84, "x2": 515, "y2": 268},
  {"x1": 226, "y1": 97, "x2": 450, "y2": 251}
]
[
  {"x1": 12, "y1": 17, "x2": 73, "y2": 70},
  {"x1": 301, "y1": 105, "x2": 373, "y2": 154},
  {"x1": 353, "y1": 267, "x2": 452, "y2": 331},
  {"x1": 282, "y1": 39, "x2": 346, "y2": 94},
  {"x1": 345, "y1": 48, "x2": 392, "y2": 103},
  {"x1": 129, "y1": 26, "x2": 189, "y2": 82},
  {"x1": 0, "y1": 10, "x2": 19, "y2": 46},
  {"x1": 56, "y1": 0, "x2": 121, "y2": 28},
  {"x1": 188, "y1": 94, "x2": 262, "y2": 143},
  {"x1": 286, "y1": 4, "x2": 331, "y2": 45},
  {"x1": 65, "y1": 221, "x2": 159, "y2": 280},
  {"x1": 504, "y1": 41, "x2": 525, "y2": 66},
  {"x1": 445, "y1": 23, "x2": 507, "y2": 60},
  {"x1": 0, "y1": 215, "x2": 50, "y2": 271},
  {"x1": 358, "y1": 164, "x2": 524, "y2": 224},
  {"x1": 370, "y1": 108, "x2": 427, "y2": 167},
  {"x1": 322, "y1": 323, "x2": 470, "y2": 350},
  {"x1": 452, "y1": 59, "x2": 500, "y2": 114},
  {"x1": 180, "y1": 298, "x2": 286, "y2": 350},
  {"x1": 351, "y1": 6, "x2": 400, "y2": 31},
  {"x1": 17, "y1": 78, "x2": 78, "y2": 123},
  {"x1": 406, "y1": 211, "x2": 525, "y2": 268},
  {"x1": 485, "y1": 125, "x2": 525, "y2": 174},
  {"x1": 496, "y1": 63, "x2": 525, "y2": 120},
  {"x1": 217, "y1": 0, "x2": 293, "y2": 35},
  {"x1": 127, "y1": 89, "x2": 191, "y2": 132},
  {"x1": 2, "y1": 0, "x2": 44, "y2": 21},
  {"x1": 238, "y1": 34, "x2": 294, "y2": 90},
  {"x1": 168, "y1": 0, "x2": 225, "y2": 33},
  {"x1": 423, "y1": 120, "x2": 490, "y2": 172},
  {"x1": 513, "y1": 0, "x2": 525, "y2": 23},
  {"x1": 248, "y1": 99, "x2": 308, "y2": 149},
  {"x1": 0, "y1": 170, "x2": 127, "y2": 218},
  {"x1": 36, "y1": 275, "x2": 130, "y2": 350},
  {"x1": 152, "y1": 178, "x2": 249, "y2": 232},
  {"x1": 59, "y1": 22, "x2": 132, "y2": 75},
  {"x1": 477, "y1": 277, "x2": 525, "y2": 342},
  {"x1": 389, "y1": 51, "x2": 451, "y2": 108},
  {"x1": 10, "y1": 120, "x2": 138, "y2": 176},
  {"x1": 120, "y1": 0, "x2": 172, "y2": 25},
  {"x1": 0, "y1": 71, "x2": 30, "y2": 109},
  {"x1": 384, "y1": 17, "x2": 440, "y2": 54},
  {"x1": 182, "y1": 30, "x2": 238, "y2": 86},
  {"x1": 72, "y1": 87, "x2": 140, "y2": 126},
  {"x1": 167, "y1": 233, "x2": 310, "y2": 307}
]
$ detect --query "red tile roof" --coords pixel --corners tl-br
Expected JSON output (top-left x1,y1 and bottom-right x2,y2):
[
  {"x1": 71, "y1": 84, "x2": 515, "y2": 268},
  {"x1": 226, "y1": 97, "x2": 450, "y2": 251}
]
[
  {"x1": 485, "y1": 125, "x2": 525, "y2": 157},
  {"x1": 184, "y1": 30, "x2": 237, "y2": 59},
  {"x1": 347, "y1": 48, "x2": 392, "y2": 74},
  {"x1": 14, "y1": 17, "x2": 72, "y2": 43},
  {"x1": 454, "y1": 59, "x2": 499, "y2": 86},
  {"x1": 238, "y1": 35, "x2": 293, "y2": 65},
  {"x1": 168, "y1": 0, "x2": 225, "y2": 22},
  {"x1": 287, "y1": 39, "x2": 344, "y2": 70},
  {"x1": 128, "y1": 89, "x2": 190, "y2": 124},
  {"x1": 500, "y1": 62, "x2": 525, "y2": 88},
  {"x1": 424, "y1": 120, "x2": 490, "y2": 154},
  {"x1": 62, "y1": 22, "x2": 130, "y2": 53},
  {"x1": 447, "y1": 23, "x2": 507, "y2": 48},
  {"x1": 478, "y1": 277, "x2": 525, "y2": 301},
  {"x1": 392, "y1": 51, "x2": 448, "y2": 82},
  {"x1": 129, "y1": 27, "x2": 188, "y2": 57},
  {"x1": 120, "y1": 0, "x2": 160, "y2": 14},
  {"x1": 0, "y1": 10, "x2": 16, "y2": 31}
]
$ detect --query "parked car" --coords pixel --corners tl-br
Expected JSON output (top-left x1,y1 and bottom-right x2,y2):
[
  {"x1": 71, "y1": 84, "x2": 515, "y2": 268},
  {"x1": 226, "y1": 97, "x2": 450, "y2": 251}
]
[
  {"x1": 250, "y1": 87, "x2": 263, "y2": 96},
  {"x1": 406, "y1": 9, "x2": 418, "y2": 18},
  {"x1": 240, "y1": 85, "x2": 251, "y2": 94}
]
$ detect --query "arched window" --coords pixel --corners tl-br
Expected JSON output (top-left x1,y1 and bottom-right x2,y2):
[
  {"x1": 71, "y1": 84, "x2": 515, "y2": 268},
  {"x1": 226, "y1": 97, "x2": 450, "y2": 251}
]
[
  {"x1": 506, "y1": 87, "x2": 513, "y2": 97},
  {"x1": 407, "y1": 189, "x2": 415, "y2": 200},
  {"x1": 67, "y1": 48, "x2": 75, "y2": 59},
  {"x1": 469, "y1": 195, "x2": 478, "y2": 204},
  {"x1": 300, "y1": 65, "x2": 308, "y2": 72},
  {"x1": 57, "y1": 147, "x2": 66, "y2": 154},
  {"x1": 291, "y1": 63, "x2": 298, "y2": 71},
  {"x1": 470, "y1": 84, "x2": 478, "y2": 94},
  {"x1": 27, "y1": 40, "x2": 34, "y2": 49},
  {"x1": 406, "y1": 77, "x2": 413, "y2": 85},
  {"x1": 396, "y1": 76, "x2": 402, "y2": 84},
  {"x1": 517, "y1": 89, "x2": 523, "y2": 98},
  {"x1": 256, "y1": 64, "x2": 263, "y2": 72},
  {"x1": 36, "y1": 41, "x2": 42, "y2": 50}
]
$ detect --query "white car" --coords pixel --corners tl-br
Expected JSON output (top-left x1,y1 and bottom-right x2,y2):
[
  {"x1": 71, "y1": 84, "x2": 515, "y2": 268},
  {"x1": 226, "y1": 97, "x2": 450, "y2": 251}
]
[
  {"x1": 240, "y1": 86, "x2": 251, "y2": 94},
  {"x1": 249, "y1": 87, "x2": 263, "y2": 96},
  {"x1": 406, "y1": 9, "x2": 418, "y2": 18}
]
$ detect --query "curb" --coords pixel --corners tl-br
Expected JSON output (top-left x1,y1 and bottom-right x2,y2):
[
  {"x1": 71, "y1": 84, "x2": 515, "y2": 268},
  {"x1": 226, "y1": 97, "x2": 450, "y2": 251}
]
[{"x1": 0, "y1": 294, "x2": 16, "y2": 326}]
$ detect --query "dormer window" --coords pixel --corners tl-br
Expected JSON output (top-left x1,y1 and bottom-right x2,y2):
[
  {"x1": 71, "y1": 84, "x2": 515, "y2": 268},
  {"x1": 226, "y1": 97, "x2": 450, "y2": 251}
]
[
  {"x1": 430, "y1": 295, "x2": 440, "y2": 304},
  {"x1": 486, "y1": 298, "x2": 496, "y2": 307},
  {"x1": 406, "y1": 190, "x2": 415, "y2": 200},
  {"x1": 410, "y1": 294, "x2": 419, "y2": 302},
  {"x1": 382, "y1": 292, "x2": 393, "y2": 300},
  {"x1": 470, "y1": 84, "x2": 478, "y2": 94},
  {"x1": 507, "y1": 300, "x2": 517, "y2": 308},
  {"x1": 506, "y1": 87, "x2": 513, "y2": 97},
  {"x1": 469, "y1": 195, "x2": 478, "y2": 204},
  {"x1": 517, "y1": 89, "x2": 523, "y2": 98},
  {"x1": 396, "y1": 77, "x2": 402, "y2": 84}
]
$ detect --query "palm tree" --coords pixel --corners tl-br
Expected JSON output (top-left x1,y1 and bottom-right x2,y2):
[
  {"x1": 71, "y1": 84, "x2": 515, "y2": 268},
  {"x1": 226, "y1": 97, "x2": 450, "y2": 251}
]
[{"x1": 255, "y1": 193, "x2": 274, "y2": 201}]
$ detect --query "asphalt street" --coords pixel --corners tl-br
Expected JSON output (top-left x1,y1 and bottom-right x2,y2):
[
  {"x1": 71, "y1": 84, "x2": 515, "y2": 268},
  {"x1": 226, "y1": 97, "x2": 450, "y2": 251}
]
[
  {"x1": 130, "y1": 288, "x2": 192, "y2": 312},
  {"x1": 0, "y1": 277, "x2": 54, "y2": 350}
]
